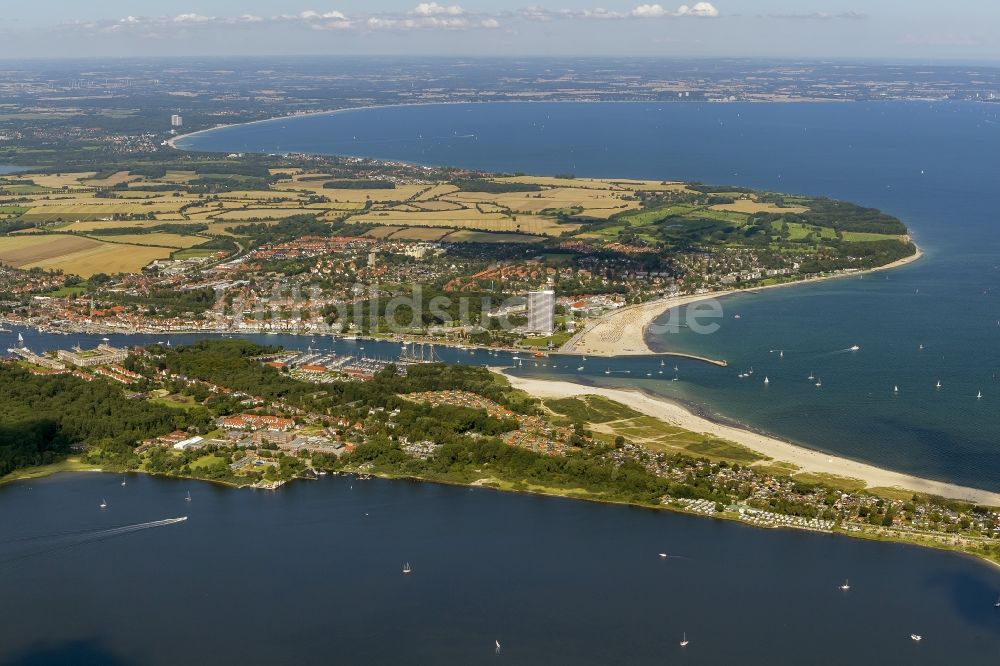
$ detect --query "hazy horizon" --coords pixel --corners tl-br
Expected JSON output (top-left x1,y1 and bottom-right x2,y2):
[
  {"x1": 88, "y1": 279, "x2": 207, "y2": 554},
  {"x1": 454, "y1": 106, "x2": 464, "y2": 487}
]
[{"x1": 4, "y1": 1, "x2": 1000, "y2": 60}]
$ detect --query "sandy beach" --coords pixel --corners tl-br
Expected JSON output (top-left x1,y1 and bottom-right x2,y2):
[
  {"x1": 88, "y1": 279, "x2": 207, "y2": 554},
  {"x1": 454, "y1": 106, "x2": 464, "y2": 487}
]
[
  {"x1": 499, "y1": 369, "x2": 1000, "y2": 506},
  {"x1": 561, "y1": 247, "x2": 923, "y2": 358}
]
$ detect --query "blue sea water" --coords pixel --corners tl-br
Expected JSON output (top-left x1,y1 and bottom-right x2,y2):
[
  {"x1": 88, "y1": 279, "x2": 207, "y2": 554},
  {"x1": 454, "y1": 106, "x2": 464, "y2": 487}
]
[
  {"x1": 1, "y1": 472, "x2": 998, "y2": 665},
  {"x1": 179, "y1": 101, "x2": 1000, "y2": 492}
]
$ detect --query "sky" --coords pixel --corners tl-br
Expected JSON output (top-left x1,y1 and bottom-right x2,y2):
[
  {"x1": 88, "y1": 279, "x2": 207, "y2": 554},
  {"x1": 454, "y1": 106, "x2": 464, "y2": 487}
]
[{"x1": 2, "y1": 1, "x2": 1000, "y2": 60}]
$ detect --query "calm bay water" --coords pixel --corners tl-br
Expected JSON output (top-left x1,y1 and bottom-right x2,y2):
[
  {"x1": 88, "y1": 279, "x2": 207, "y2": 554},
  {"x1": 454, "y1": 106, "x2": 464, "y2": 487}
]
[
  {"x1": 180, "y1": 101, "x2": 1000, "y2": 491},
  {"x1": 2, "y1": 472, "x2": 999, "y2": 665}
]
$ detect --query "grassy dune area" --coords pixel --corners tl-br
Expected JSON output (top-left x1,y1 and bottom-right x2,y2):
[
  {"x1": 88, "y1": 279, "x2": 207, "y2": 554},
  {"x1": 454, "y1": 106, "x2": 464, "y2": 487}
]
[{"x1": 544, "y1": 395, "x2": 768, "y2": 465}]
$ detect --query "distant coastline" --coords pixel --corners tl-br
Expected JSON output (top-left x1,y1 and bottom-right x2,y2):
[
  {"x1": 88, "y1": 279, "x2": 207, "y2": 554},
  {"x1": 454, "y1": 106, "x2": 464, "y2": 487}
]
[{"x1": 166, "y1": 98, "x2": 862, "y2": 153}]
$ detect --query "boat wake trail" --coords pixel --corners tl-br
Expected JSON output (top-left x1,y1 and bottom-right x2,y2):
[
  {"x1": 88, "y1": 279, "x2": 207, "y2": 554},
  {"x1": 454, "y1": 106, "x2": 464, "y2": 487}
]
[{"x1": 0, "y1": 517, "x2": 187, "y2": 564}]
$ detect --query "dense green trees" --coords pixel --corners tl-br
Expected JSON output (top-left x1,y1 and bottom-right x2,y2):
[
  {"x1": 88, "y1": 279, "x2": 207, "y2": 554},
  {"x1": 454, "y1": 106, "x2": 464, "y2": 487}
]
[{"x1": 0, "y1": 365, "x2": 205, "y2": 476}]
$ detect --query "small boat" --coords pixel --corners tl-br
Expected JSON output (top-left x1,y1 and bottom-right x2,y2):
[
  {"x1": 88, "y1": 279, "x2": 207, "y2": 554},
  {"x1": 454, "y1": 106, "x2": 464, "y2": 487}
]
[
  {"x1": 977, "y1": 390, "x2": 983, "y2": 399},
  {"x1": 734, "y1": 314, "x2": 741, "y2": 319},
  {"x1": 496, "y1": 640, "x2": 502, "y2": 654},
  {"x1": 121, "y1": 475, "x2": 126, "y2": 487},
  {"x1": 660, "y1": 359, "x2": 665, "y2": 367},
  {"x1": 779, "y1": 350, "x2": 784, "y2": 358},
  {"x1": 763, "y1": 376, "x2": 769, "y2": 385},
  {"x1": 840, "y1": 579, "x2": 851, "y2": 591},
  {"x1": 936, "y1": 380, "x2": 942, "y2": 389},
  {"x1": 577, "y1": 366, "x2": 584, "y2": 371},
  {"x1": 646, "y1": 372, "x2": 652, "y2": 377},
  {"x1": 100, "y1": 498, "x2": 107, "y2": 509},
  {"x1": 402, "y1": 562, "x2": 412, "y2": 575},
  {"x1": 680, "y1": 633, "x2": 689, "y2": 647},
  {"x1": 910, "y1": 634, "x2": 922, "y2": 642},
  {"x1": 849, "y1": 344, "x2": 860, "y2": 351},
  {"x1": 808, "y1": 372, "x2": 814, "y2": 380},
  {"x1": 659, "y1": 553, "x2": 668, "y2": 558},
  {"x1": 993, "y1": 595, "x2": 999, "y2": 608},
  {"x1": 815, "y1": 379, "x2": 822, "y2": 387},
  {"x1": 605, "y1": 368, "x2": 611, "y2": 375},
  {"x1": 894, "y1": 385, "x2": 899, "y2": 394},
  {"x1": 185, "y1": 491, "x2": 192, "y2": 502},
  {"x1": 919, "y1": 344, "x2": 924, "y2": 350}
]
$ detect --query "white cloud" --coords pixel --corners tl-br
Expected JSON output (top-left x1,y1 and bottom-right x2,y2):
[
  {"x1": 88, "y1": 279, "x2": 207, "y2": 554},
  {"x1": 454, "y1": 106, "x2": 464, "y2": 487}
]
[
  {"x1": 172, "y1": 14, "x2": 214, "y2": 24},
  {"x1": 299, "y1": 10, "x2": 348, "y2": 21},
  {"x1": 411, "y1": 3, "x2": 465, "y2": 16},
  {"x1": 526, "y1": 3, "x2": 721, "y2": 21},
  {"x1": 73, "y1": 2, "x2": 725, "y2": 37},
  {"x1": 631, "y1": 4, "x2": 668, "y2": 18},
  {"x1": 676, "y1": 2, "x2": 719, "y2": 18}
]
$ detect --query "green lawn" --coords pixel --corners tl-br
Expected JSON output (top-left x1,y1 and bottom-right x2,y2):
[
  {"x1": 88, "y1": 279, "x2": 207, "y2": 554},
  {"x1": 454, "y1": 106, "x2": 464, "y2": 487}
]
[
  {"x1": 0, "y1": 457, "x2": 97, "y2": 485},
  {"x1": 47, "y1": 283, "x2": 89, "y2": 297},
  {"x1": 545, "y1": 395, "x2": 643, "y2": 423},
  {"x1": 519, "y1": 331, "x2": 573, "y2": 348},
  {"x1": 172, "y1": 248, "x2": 217, "y2": 259},
  {"x1": 189, "y1": 454, "x2": 229, "y2": 470}
]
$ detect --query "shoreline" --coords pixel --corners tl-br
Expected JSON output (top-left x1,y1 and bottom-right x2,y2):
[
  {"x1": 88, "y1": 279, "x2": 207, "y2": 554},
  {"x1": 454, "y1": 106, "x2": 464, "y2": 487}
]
[
  {"x1": 563, "y1": 246, "x2": 923, "y2": 358},
  {"x1": 9, "y1": 461, "x2": 998, "y2": 572},
  {"x1": 496, "y1": 368, "x2": 1000, "y2": 507}
]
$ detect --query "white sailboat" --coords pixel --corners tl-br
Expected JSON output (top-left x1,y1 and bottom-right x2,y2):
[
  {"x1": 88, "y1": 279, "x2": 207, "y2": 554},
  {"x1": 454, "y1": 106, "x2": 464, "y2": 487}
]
[
  {"x1": 936, "y1": 380, "x2": 942, "y2": 389},
  {"x1": 910, "y1": 634, "x2": 922, "y2": 642},
  {"x1": 680, "y1": 632, "x2": 689, "y2": 647},
  {"x1": 840, "y1": 579, "x2": 851, "y2": 591},
  {"x1": 978, "y1": 390, "x2": 983, "y2": 399},
  {"x1": 121, "y1": 475, "x2": 126, "y2": 487},
  {"x1": 763, "y1": 376, "x2": 769, "y2": 385},
  {"x1": 402, "y1": 562, "x2": 412, "y2": 575},
  {"x1": 815, "y1": 378, "x2": 822, "y2": 387},
  {"x1": 185, "y1": 491, "x2": 192, "y2": 502},
  {"x1": 495, "y1": 640, "x2": 502, "y2": 654},
  {"x1": 994, "y1": 595, "x2": 999, "y2": 608},
  {"x1": 99, "y1": 498, "x2": 107, "y2": 509},
  {"x1": 894, "y1": 385, "x2": 899, "y2": 394}
]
